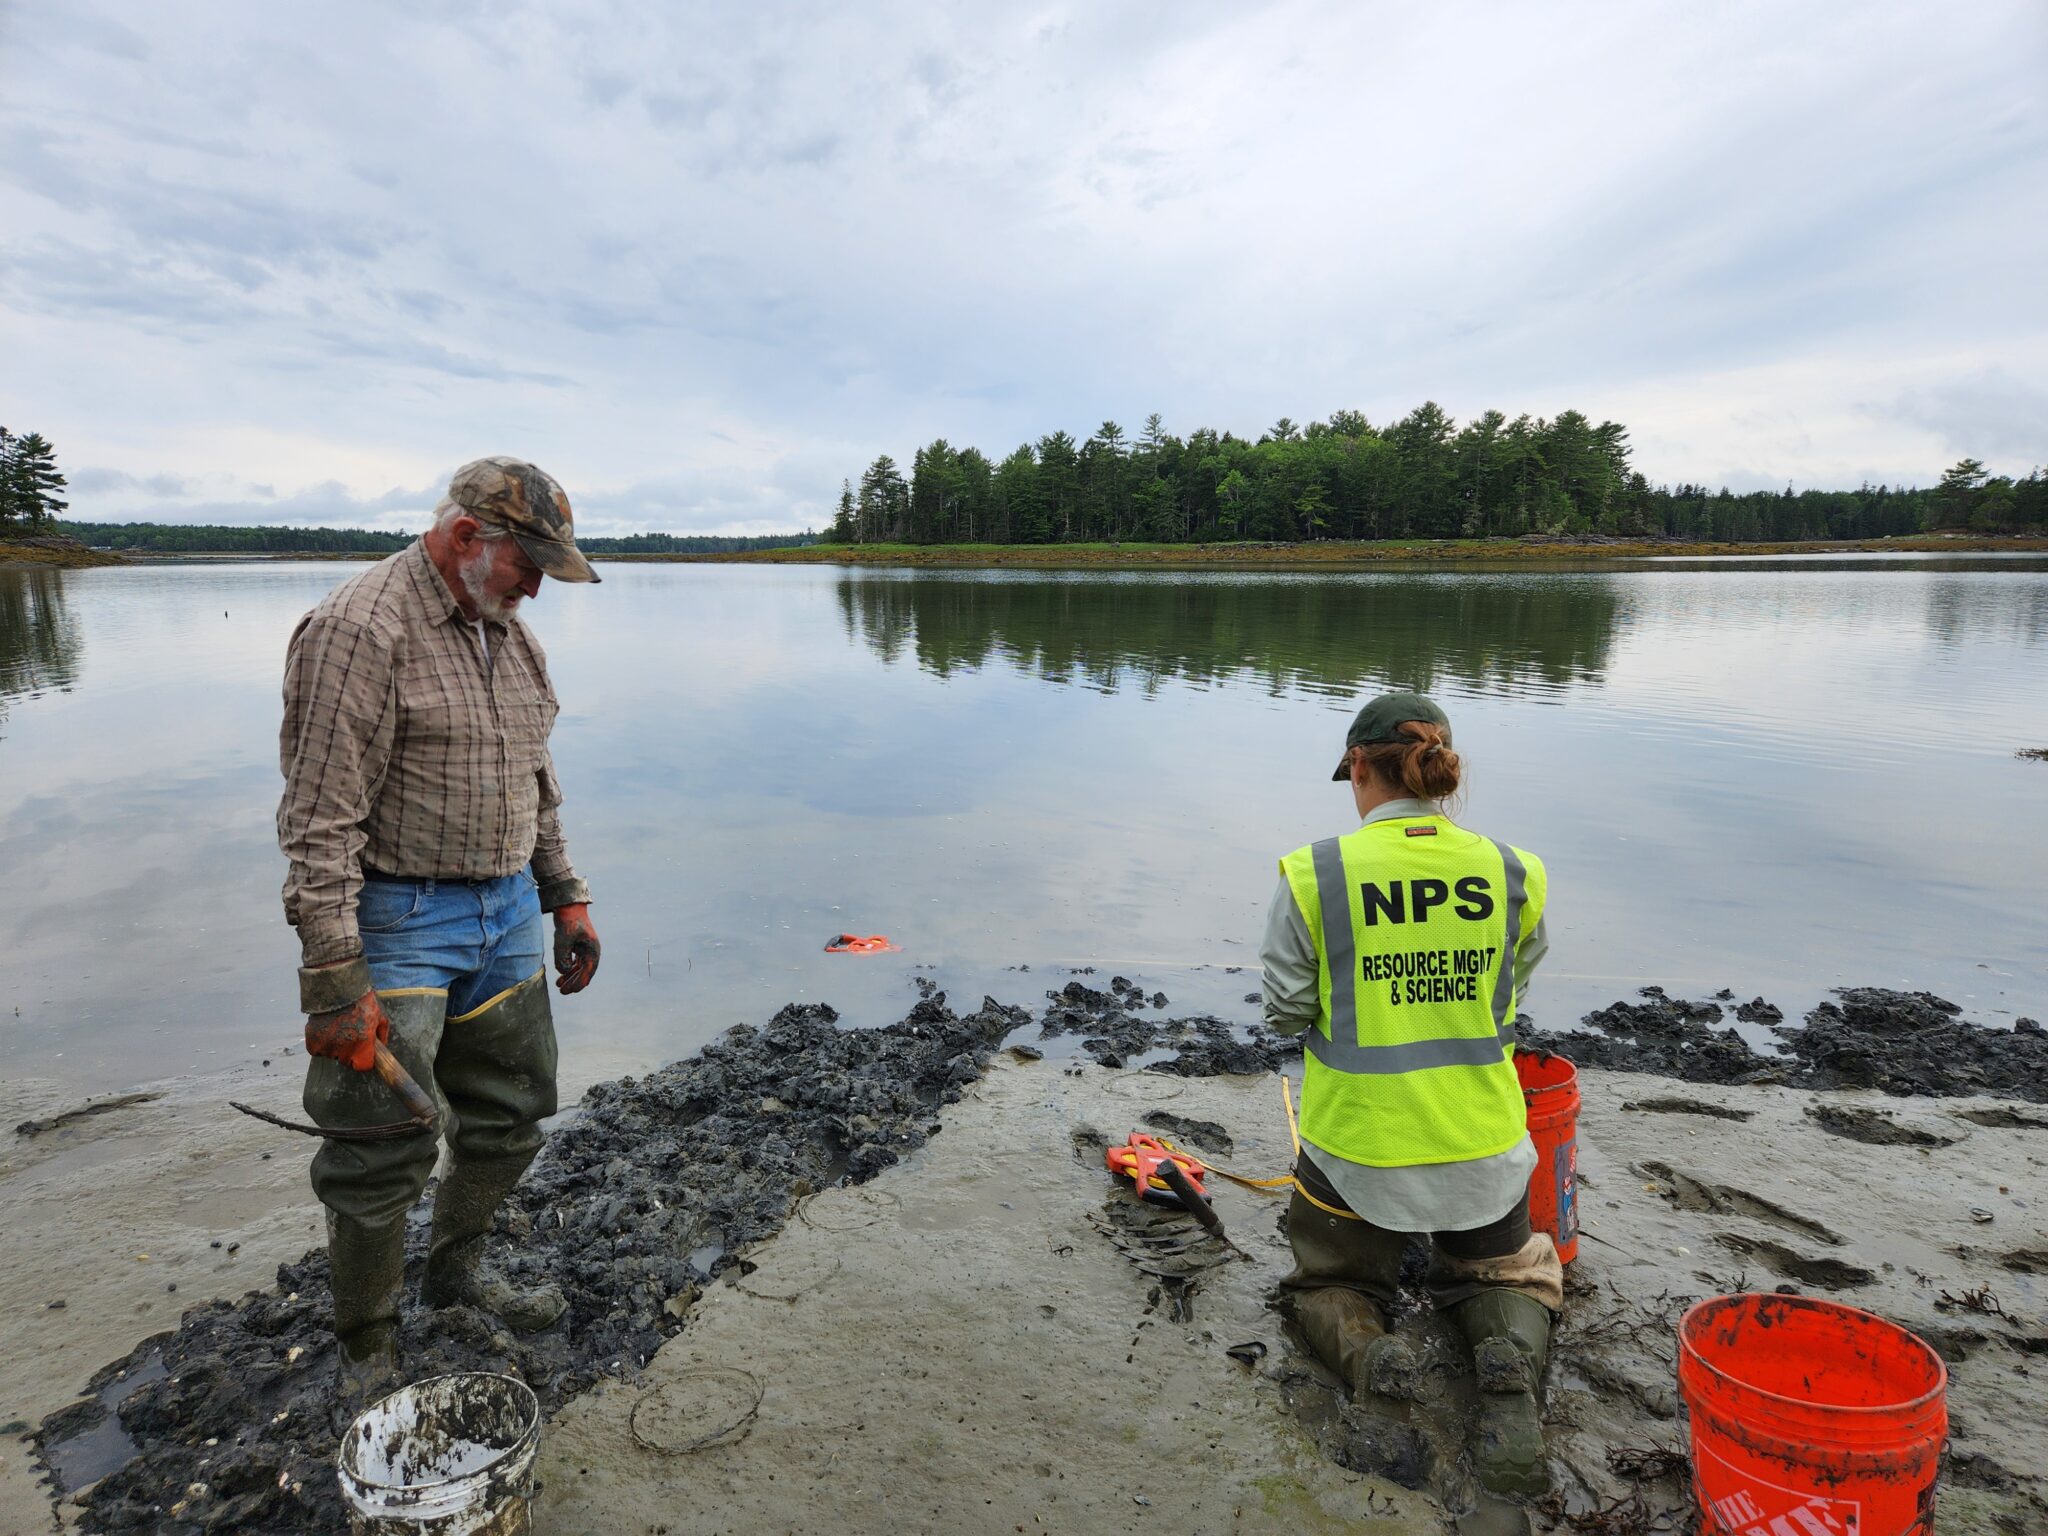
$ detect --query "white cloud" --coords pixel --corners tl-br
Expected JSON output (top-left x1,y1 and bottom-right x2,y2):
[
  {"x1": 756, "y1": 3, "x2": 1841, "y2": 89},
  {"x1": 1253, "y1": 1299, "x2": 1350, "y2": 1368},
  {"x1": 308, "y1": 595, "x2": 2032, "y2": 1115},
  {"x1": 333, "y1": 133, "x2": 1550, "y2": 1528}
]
[{"x1": 1, "y1": 0, "x2": 2043, "y2": 531}]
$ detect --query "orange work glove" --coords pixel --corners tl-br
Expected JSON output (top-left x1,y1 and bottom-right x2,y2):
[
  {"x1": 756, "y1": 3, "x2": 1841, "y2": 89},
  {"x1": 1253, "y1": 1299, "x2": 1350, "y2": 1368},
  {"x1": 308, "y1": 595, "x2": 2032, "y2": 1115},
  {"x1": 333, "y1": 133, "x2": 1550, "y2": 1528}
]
[
  {"x1": 552, "y1": 903, "x2": 601, "y2": 994},
  {"x1": 305, "y1": 989, "x2": 393, "y2": 1073}
]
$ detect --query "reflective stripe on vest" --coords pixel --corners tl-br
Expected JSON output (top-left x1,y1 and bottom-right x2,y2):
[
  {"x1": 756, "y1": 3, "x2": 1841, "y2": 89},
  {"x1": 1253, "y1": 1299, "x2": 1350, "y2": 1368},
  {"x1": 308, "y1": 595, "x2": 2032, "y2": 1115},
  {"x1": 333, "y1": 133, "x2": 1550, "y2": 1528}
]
[
  {"x1": 1304, "y1": 832, "x2": 1528, "y2": 1074},
  {"x1": 1283, "y1": 816, "x2": 1545, "y2": 1168}
]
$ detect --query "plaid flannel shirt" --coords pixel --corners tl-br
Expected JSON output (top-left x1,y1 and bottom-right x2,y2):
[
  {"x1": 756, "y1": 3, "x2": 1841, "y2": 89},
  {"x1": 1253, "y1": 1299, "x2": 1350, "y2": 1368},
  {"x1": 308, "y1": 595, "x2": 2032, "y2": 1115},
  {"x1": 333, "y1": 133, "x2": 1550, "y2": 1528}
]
[{"x1": 278, "y1": 539, "x2": 588, "y2": 1011}]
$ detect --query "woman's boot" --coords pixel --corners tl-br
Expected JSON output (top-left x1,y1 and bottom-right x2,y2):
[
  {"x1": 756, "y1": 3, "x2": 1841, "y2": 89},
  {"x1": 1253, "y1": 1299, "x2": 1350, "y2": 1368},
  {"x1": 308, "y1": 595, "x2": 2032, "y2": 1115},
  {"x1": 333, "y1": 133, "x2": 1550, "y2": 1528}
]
[{"x1": 1452, "y1": 1288, "x2": 1552, "y2": 1497}]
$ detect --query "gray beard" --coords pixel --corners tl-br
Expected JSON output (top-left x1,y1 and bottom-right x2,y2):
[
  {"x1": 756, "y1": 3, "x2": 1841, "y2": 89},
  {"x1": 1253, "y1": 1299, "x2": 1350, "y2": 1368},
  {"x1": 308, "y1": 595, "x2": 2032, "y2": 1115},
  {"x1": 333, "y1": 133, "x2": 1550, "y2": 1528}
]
[{"x1": 459, "y1": 548, "x2": 517, "y2": 621}]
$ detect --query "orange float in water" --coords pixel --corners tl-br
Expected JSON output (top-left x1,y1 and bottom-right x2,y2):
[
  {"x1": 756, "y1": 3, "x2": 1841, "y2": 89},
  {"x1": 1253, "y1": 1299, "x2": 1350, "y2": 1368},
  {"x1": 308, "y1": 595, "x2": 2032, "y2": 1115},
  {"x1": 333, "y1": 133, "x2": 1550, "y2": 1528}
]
[{"x1": 823, "y1": 934, "x2": 901, "y2": 954}]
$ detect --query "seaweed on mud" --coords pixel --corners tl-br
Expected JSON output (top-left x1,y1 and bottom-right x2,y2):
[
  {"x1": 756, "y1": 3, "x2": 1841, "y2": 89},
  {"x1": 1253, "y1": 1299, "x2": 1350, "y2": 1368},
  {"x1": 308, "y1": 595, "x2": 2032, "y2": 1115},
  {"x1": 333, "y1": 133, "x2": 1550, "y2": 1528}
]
[
  {"x1": 1937, "y1": 1285, "x2": 2006, "y2": 1317},
  {"x1": 1604, "y1": 1442, "x2": 1688, "y2": 1481},
  {"x1": 41, "y1": 991, "x2": 1029, "y2": 1536},
  {"x1": 1534, "y1": 1487, "x2": 1690, "y2": 1534}
]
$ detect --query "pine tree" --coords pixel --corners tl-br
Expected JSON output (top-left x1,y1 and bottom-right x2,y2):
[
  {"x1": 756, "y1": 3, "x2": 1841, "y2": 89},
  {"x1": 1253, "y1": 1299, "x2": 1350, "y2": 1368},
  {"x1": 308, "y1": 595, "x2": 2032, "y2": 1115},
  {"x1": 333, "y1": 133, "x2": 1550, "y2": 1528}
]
[
  {"x1": 0, "y1": 426, "x2": 22, "y2": 529},
  {"x1": 12, "y1": 434, "x2": 68, "y2": 526},
  {"x1": 829, "y1": 479, "x2": 856, "y2": 543}
]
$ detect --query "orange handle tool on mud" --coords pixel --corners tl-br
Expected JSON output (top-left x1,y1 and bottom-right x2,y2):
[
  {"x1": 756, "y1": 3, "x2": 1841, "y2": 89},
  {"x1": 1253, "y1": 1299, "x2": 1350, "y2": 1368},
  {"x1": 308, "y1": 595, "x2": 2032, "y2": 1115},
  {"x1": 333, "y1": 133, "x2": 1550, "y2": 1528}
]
[
  {"x1": 373, "y1": 1043, "x2": 439, "y2": 1128},
  {"x1": 1105, "y1": 1133, "x2": 1209, "y2": 1201}
]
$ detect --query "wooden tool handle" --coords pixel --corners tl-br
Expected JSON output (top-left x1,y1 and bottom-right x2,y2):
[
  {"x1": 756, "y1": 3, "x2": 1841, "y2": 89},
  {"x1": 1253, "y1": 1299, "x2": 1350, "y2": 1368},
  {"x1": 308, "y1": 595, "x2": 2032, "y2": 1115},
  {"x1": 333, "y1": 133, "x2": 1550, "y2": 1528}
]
[{"x1": 372, "y1": 1043, "x2": 439, "y2": 1126}]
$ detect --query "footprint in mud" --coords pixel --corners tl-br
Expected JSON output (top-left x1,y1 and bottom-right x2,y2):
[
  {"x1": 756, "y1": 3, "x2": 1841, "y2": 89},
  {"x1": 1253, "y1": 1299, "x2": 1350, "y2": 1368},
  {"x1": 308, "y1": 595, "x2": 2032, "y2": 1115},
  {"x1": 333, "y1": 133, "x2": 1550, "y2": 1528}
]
[
  {"x1": 1069, "y1": 1125, "x2": 1109, "y2": 1164},
  {"x1": 1714, "y1": 1233, "x2": 1875, "y2": 1289},
  {"x1": 1804, "y1": 1103, "x2": 1956, "y2": 1148},
  {"x1": 1637, "y1": 1161, "x2": 1843, "y2": 1246},
  {"x1": 1951, "y1": 1106, "x2": 2048, "y2": 1131},
  {"x1": 1620, "y1": 1096, "x2": 1754, "y2": 1122},
  {"x1": 1087, "y1": 1196, "x2": 1232, "y2": 1322},
  {"x1": 1993, "y1": 1247, "x2": 2048, "y2": 1275},
  {"x1": 1914, "y1": 1323, "x2": 1991, "y2": 1364}
]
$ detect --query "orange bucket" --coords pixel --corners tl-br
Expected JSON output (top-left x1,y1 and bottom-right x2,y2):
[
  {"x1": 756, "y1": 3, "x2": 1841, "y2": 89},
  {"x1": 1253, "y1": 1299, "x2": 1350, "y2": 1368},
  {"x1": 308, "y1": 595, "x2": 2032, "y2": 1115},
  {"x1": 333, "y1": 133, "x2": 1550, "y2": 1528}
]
[
  {"x1": 1678, "y1": 1294, "x2": 1947, "y2": 1536},
  {"x1": 1514, "y1": 1048, "x2": 1579, "y2": 1264}
]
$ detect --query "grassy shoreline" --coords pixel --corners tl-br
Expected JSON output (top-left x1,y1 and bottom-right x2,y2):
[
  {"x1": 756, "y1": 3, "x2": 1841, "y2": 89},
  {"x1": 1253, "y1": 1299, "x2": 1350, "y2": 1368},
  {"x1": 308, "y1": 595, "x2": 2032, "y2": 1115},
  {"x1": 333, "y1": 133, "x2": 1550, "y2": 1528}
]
[
  {"x1": 23, "y1": 534, "x2": 2048, "y2": 570},
  {"x1": 0, "y1": 538, "x2": 128, "y2": 570},
  {"x1": 623, "y1": 533, "x2": 2048, "y2": 567}
]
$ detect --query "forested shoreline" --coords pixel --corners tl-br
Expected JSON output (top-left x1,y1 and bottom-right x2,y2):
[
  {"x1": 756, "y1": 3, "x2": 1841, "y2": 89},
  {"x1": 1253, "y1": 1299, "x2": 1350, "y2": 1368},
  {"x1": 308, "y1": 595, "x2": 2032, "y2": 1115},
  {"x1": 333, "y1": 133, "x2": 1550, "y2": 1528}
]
[
  {"x1": 57, "y1": 523, "x2": 817, "y2": 555},
  {"x1": 10, "y1": 403, "x2": 2045, "y2": 555},
  {"x1": 827, "y1": 406, "x2": 2046, "y2": 546}
]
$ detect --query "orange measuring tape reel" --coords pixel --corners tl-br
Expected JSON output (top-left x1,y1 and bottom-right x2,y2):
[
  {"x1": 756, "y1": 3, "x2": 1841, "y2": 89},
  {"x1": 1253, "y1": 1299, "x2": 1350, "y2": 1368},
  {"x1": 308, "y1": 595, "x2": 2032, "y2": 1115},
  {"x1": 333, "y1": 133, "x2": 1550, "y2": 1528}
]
[{"x1": 1105, "y1": 1132, "x2": 1210, "y2": 1206}]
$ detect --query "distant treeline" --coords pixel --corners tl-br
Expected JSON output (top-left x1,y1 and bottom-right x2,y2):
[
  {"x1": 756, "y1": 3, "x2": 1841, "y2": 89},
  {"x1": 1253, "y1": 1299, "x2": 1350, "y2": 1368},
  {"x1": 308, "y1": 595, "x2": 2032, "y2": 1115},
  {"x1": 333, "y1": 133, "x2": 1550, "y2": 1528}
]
[
  {"x1": 577, "y1": 531, "x2": 817, "y2": 554},
  {"x1": 829, "y1": 406, "x2": 2047, "y2": 545},
  {"x1": 60, "y1": 522, "x2": 413, "y2": 553},
  {"x1": 59, "y1": 523, "x2": 817, "y2": 555}
]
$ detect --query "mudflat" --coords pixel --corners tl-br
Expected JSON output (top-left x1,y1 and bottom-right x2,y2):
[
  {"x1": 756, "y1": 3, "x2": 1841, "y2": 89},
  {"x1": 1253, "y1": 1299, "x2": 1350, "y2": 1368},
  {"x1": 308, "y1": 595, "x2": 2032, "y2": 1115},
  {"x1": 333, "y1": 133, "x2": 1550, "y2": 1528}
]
[{"x1": 5, "y1": 985, "x2": 2044, "y2": 1534}]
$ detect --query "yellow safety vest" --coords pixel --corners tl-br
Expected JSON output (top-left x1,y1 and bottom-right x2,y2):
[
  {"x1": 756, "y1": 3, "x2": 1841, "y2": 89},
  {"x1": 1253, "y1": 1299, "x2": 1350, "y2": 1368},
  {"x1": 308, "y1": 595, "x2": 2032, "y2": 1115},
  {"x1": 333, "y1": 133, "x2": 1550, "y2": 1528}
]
[{"x1": 1280, "y1": 814, "x2": 1546, "y2": 1168}]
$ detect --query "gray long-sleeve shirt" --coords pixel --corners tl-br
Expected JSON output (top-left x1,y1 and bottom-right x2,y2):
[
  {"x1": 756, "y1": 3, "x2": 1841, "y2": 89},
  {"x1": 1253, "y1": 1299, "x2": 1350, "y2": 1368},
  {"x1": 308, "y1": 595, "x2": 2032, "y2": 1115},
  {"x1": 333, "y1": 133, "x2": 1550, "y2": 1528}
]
[{"x1": 1262, "y1": 798, "x2": 1545, "y2": 1232}]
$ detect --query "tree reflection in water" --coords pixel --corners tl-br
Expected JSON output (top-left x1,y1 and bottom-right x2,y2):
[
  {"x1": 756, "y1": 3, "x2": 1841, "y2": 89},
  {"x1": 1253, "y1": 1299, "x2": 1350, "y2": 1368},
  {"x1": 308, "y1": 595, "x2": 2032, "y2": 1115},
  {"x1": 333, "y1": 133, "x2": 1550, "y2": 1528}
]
[
  {"x1": 834, "y1": 571, "x2": 1620, "y2": 701},
  {"x1": 0, "y1": 568, "x2": 83, "y2": 733}
]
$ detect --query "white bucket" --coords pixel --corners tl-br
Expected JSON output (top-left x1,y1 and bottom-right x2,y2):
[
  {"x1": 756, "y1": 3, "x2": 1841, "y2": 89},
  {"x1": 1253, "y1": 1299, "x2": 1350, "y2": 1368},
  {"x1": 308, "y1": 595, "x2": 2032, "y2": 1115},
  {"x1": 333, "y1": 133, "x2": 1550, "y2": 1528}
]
[{"x1": 337, "y1": 1373, "x2": 541, "y2": 1536}]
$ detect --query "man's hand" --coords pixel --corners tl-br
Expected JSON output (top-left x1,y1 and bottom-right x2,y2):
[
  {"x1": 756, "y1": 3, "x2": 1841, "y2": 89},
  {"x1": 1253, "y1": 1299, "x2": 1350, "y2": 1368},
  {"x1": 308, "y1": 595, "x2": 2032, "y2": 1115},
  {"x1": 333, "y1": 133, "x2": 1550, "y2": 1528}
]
[
  {"x1": 306, "y1": 989, "x2": 393, "y2": 1073},
  {"x1": 553, "y1": 903, "x2": 600, "y2": 994}
]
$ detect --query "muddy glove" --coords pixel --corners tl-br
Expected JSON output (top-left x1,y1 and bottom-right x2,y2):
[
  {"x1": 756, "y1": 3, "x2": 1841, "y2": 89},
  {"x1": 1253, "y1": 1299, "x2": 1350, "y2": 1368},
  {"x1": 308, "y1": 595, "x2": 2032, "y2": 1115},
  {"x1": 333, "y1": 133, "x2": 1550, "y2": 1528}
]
[
  {"x1": 305, "y1": 989, "x2": 393, "y2": 1073},
  {"x1": 552, "y1": 903, "x2": 600, "y2": 994}
]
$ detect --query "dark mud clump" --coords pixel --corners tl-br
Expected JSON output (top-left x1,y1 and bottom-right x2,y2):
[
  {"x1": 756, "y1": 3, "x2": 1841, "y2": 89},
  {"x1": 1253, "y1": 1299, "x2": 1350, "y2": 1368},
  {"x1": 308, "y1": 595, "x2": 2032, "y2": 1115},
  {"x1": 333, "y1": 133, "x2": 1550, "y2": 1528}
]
[
  {"x1": 1804, "y1": 1103, "x2": 1955, "y2": 1148},
  {"x1": 1524, "y1": 988, "x2": 1778, "y2": 1086},
  {"x1": 1620, "y1": 1097, "x2": 1755, "y2": 1122},
  {"x1": 1521, "y1": 987, "x2": 2048, "y2": 1103},
  {"x1": 1038, "y1": 978, "x2": 1299, "y2": 1075},
  {"x1": 1953, "y1": 1106, "x2": 2048, "y2": 1130},
  {"x1": 1792, "y1": 992, "x2": 2047, "y2": 1099},
  {"x1": 1141, "y1": 1110, "x2": 1235, "y2": 1156},
  {"x1": 43, "y1": 989, "x2": 1029, "y2": 1536}
]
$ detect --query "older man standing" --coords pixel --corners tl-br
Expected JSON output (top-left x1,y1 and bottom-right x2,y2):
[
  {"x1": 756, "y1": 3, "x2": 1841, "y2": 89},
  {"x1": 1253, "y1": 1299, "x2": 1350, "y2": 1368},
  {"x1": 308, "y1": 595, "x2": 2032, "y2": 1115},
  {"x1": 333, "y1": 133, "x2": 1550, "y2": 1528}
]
[{"x1": 278, "y1": 456, "x2": 602, "y2": 1420}]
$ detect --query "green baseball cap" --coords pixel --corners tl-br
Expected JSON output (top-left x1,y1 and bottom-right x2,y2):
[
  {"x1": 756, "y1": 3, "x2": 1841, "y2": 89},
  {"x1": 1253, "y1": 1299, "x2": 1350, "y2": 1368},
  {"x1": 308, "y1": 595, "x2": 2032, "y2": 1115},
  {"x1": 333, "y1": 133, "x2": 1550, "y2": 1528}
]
[
  {"x1": 1332, "y1": 690, "x2": 1451, "y2": 780},
  {"x1": 445, "y1": 456, "x2": 601, "y2": 584}
]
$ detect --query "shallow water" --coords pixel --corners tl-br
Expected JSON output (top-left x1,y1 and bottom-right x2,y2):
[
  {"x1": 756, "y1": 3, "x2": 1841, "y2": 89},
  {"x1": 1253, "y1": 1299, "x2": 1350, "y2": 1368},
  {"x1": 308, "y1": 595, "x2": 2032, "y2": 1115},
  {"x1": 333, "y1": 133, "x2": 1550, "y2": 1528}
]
[{"x1": 2, "y1": 555, "x2": 2044, "y2": 1093}]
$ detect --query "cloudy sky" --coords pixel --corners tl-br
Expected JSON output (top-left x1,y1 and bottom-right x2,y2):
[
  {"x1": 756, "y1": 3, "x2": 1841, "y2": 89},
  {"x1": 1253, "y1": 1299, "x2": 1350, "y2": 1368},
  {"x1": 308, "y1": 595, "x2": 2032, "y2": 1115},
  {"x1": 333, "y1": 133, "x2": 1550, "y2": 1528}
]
[{"x1": 3, "y1": 2, "x2": 2044, "y2": 536}]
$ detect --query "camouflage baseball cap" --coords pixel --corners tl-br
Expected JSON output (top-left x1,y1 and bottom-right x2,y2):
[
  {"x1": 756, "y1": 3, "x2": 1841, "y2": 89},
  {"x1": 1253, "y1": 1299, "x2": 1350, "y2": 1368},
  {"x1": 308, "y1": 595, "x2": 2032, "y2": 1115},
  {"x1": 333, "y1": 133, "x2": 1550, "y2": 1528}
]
[
  {"x1": 1332, "y1": 690, "x2": 1451, "y2": 779},
  {"x1": 445, "y1": 456, "x2": 600, "y2": 584}
]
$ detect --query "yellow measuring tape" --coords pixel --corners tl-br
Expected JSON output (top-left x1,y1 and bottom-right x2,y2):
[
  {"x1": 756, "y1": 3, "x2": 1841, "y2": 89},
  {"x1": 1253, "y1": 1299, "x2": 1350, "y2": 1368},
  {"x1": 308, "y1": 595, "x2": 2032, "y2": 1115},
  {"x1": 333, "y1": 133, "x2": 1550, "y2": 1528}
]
[{"x1": 1164, "y1": 1076, "x2": 1362, "y2": 1221}]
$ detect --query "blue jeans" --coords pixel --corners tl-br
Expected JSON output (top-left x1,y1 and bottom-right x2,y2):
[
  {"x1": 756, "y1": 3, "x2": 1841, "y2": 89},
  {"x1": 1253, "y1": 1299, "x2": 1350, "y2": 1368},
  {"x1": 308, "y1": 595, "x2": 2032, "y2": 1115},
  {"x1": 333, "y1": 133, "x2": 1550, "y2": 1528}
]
[
  {"x1": 305, "y1": 869, "x2": 557, "y2": 1226},
  {"x1": 356, "y1": 869, "x2": 545, "y2": 1010}
]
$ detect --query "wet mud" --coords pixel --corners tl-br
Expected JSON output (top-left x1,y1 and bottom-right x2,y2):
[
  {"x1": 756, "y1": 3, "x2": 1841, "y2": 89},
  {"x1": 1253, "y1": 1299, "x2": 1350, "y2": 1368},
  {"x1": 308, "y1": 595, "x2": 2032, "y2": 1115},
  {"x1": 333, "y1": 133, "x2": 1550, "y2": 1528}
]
[
  {"x1": 1038, "y1": 975, "x2": 1302, "y2": 1074},
  {"x1": 36, "y1": 973, "x2": 2047, "y2": 1534},
  {"x1": 1618, "y1": 1096, "x2": 1753, "y2": 1122},
  {"x1": 1521, "y1": 986, "x2": 2048, "y2": 1102},
  {"x1": 41, "y1": 987, "x2": 1029, "y2": 1535},
  {"x1": 1804, "y1": 1102, "x2": 1955, "y2": 1147}
]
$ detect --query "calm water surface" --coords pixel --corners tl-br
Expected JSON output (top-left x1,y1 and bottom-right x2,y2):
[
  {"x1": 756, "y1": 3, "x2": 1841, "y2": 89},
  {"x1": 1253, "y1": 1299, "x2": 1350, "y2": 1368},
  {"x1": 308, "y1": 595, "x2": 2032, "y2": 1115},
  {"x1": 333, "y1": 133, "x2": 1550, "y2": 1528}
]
[{"x1": 3, "y1": 557, "x2": 2044, "y2": 1093}]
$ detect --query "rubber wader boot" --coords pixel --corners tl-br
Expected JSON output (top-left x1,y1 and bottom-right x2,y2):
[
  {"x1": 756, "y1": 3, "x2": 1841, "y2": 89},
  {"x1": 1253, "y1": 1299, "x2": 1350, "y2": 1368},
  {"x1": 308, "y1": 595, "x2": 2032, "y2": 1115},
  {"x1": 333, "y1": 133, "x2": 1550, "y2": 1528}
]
[
  {"x1": 422, "y1": 1153, "x2": 566, "y2": 1332},
  {"x1": 1454, "y1": 1289, "x2": 1553, "y2": 1498},
  {"x1": 327, "y1": 1210, "x2": 405, "y2": 1436},
  {"x1": 1293, "y1": 1287, "x2": 1422, "y2": 1401}
]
